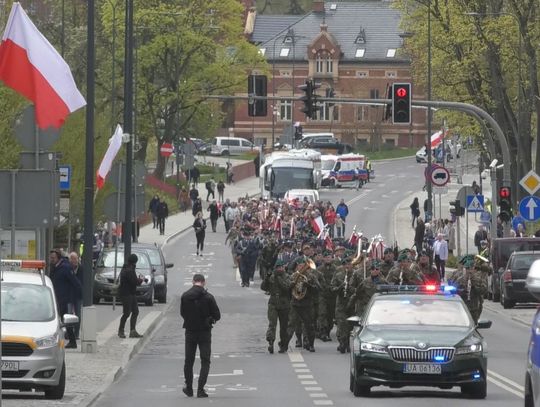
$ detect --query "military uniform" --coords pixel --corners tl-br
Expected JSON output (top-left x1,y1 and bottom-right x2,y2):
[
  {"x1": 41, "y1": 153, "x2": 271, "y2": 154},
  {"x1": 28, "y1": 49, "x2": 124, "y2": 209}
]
[
  {"x1": 259, "y1": 237, "x2": 278, "y2": 281},
  {"x1": 263, "y1": 260, "x2": 291, "y2": 354},
  {"x1": 331, "y1": 261, "x2": 357, "y2": 353},
  {"x1": 349, "y1": 272, "x2": 387, "y2": 316},
  {"x1": 452, "y1": 255, "x2": 488, "y2": 323},
  {"x1": 316, "y1": 258, "x2": 337, "y2": 341},
  {"x1": 386, "y1": 252, "x2": 423, "y2": 285}
]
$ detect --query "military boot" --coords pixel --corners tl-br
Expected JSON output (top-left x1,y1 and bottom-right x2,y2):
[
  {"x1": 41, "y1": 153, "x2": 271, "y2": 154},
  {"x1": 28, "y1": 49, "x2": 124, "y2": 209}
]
[{"x1": 267, "y1": 342, "x2": 274, "y2": 354}]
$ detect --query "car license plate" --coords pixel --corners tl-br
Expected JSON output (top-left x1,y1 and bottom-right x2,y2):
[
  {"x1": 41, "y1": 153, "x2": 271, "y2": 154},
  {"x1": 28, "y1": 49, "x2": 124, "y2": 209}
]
[
  {"x1": 403, "y1": 363, "x2": 441, "y2": 375},
  {"x1": 2, "y1": 361, "x2": 19, "y2": 372}
]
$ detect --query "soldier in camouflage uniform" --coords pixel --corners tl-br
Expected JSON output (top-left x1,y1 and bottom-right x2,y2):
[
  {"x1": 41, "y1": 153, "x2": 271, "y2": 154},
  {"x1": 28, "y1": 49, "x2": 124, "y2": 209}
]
[
  {"x1": 331, "y1": 257, "x2": 357, "y2": 353},
  {"x1": 225, "y1": 226, "x2": 241, "y2": 267},
  {"x1": 414, "y1": 250, "x2": 440, "y2": 284},
  {"x1": 380, "y1": 248, "x2": 396, "y2": 277},
  {"x1": 262, "y1": 259, "x2": 291, "y2": 354},
  {"x1": 451, "y1": 255, "x2": 488, "y2": 324},
  {"x1": 259, "y1": 234, "x2": 278, "y2": 283},
  {"x1": 316, "y1": 250, "x2": 337, "y2": 342},
  {"x1": 386, "y1": 250, "x2": 424, "y2": 285},
  {"x1": 349, "y1": 259, "x2": 388, "y2": 317}
]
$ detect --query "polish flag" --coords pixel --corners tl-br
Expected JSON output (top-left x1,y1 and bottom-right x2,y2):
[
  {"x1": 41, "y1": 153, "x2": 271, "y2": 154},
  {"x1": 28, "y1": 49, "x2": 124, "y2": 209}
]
[
  {"x1": 324, "y1": 233, "x2": 334, "y2": 250},
  {"x1": 348, "y1": 230, "x2": 359, "y2": 247},
  {"x1": 430, "y1": 129, "x2": 450, "y2": 148},
  {"x1": 311, "y1": 216, "x2": 325, "y2": 236},
  {"x1": 96, "y1": 125, "x2": 123, "y2": 189},
  {"x1": 290, "y1": 217, "x2": 296, "y2": 238},
  {"x1": 0, "y1": 3, "x2": 86, "y2": 129}
]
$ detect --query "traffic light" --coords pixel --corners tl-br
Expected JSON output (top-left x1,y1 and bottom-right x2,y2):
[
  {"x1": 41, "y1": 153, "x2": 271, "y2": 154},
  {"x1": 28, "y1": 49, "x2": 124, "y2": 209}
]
[
  {"x1": 499, "y1": 186, "x2": 512, "y2": 222},
  {"x1": 299, "y1": 80, "x2": 320, "y2": 119},
  {"x1": 392, "y1": 82, "x2": 411, "y2": 124},
  {"x1": 247, "y1": 74, "x2": 267, "y2": 117},
  {"x1": 449, "y1": 200, "x2": 465, "y2": 217}
]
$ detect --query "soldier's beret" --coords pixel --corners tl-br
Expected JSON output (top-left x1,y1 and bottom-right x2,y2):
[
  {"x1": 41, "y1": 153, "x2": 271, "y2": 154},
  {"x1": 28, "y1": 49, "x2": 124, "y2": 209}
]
[
  {"x1": 460, "y1": 254, "x2": 475, "y2": 268},
  {"x1": 335, "y1": 245, "x2": 346, "y2": 251},
  {"x1": 275, "y1": 259, "x2": 286, "y2": 268},
  {"x1": 398, "y1": 252, "x2": 410, "y2": 262},
  {"x1": 322, "y1": 250, "x2": 332, "y2": 256},
  {"x1": 371, "y1": 260, "x2": 381, "y2": 269}
]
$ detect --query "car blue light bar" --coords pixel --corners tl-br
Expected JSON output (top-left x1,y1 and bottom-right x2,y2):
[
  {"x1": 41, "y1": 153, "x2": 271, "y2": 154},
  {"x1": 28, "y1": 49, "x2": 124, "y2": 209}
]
[{"x1": 376, "y1": 285, "x2": 457, "y2": 294}]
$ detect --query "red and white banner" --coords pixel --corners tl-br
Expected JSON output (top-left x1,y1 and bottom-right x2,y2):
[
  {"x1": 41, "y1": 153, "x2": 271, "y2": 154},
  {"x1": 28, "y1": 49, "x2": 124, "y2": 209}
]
[
  {"x1": 430, "y1": 129, "x2": 450, "y2": 148},
  {"x1": 96, "y1": 124, "x2": 123, "y2": 189},
  {"x1": 368, "y1": 240, "x2": 385, "y2": 260},
  {"x1": 0, "y1": 3, "x2": 86, "y2": 129},
  {"x1": 311, "y1": 216, "x2": 325, "y2": 236},
  {"x1": 348, "y1": 230, "x2": 359, "y2": 247}
]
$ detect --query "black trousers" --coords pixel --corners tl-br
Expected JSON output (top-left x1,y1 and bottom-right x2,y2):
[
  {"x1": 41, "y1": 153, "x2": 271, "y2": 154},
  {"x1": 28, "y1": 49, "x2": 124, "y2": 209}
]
[
  {"x1": 118, "y1": 295, "x2": 139, "y2": 332},
  {"x1": 434, "y1": 255, "x2": 446, "y2": 280},
  {"x1": 184, "y1": 330, "x2": 212, "y2": 390},
  {"x1": 157, "y1": 217, "x2": 166, "y2": 234},
  {"x1": 206, "y1": 189, "x2": 215, "y2": 201},
  {"x1": 58, "y1": 302, "x2": 76, "y2": 344},
  {"x1": 196, "y1": 232, "x2": 205, "y2": 252},
  {"x1": 210, "y1": 218, "x2": 217, "y2": 232}
]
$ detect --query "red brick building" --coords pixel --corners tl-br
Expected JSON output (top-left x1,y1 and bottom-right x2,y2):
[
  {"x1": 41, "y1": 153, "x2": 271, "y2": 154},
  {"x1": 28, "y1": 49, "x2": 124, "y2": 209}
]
[{"x1": 233, "y1": 0, "x2": 427, "y2": 149}]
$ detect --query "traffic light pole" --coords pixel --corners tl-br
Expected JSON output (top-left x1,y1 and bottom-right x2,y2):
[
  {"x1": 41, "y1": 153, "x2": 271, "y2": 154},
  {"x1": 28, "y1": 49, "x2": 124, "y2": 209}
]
[{"x1": 490, "y1": 167, "x2": 498, "y2": 240}]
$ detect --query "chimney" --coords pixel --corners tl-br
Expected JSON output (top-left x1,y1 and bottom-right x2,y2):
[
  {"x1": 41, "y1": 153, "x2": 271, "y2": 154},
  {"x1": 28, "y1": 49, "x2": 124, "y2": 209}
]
[{"x1": 313, "y1": 0, "x2": 325, "y2": 13}]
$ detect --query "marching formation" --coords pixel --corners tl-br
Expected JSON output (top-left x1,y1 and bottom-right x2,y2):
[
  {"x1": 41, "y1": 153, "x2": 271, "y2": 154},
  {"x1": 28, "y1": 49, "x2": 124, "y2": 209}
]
[{"x1": 218, "y1": 196, "x2": 492, "y2": 355}]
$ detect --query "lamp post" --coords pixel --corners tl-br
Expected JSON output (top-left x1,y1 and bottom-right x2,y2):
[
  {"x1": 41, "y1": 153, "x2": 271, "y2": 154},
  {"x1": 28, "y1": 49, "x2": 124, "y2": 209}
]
[{"x1": 426, "y1": 0, "x2": 433, "y2": 222}]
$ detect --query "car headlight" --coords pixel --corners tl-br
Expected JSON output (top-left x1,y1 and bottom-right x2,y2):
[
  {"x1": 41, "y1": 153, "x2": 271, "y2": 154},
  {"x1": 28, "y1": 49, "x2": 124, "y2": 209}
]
[
  {"x1": 154, "y1": 275, "x2": 164, "y2": 284},
  {"x1": 360, "y1": 342, "x2": 387, "y2": 354},
  {"x1": 456, "y1": 343, "x2": 483, "y2": 354},
  {"x1": 94, "y1": 273, "x2": 107, "y2": 282},
  {"x1": 143, "y1": 275, "x2": 152, "y2": 285},
  {"x1": 35, "y1": 333, "x2": 59, "y2": 349}
]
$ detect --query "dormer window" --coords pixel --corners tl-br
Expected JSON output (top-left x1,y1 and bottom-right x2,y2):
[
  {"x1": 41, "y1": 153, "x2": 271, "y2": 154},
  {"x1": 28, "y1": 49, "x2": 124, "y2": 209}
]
[
  {"x1": 386, "y1": 48, "x2": 397, "y2": 58},
  {"x1": 355, "y1": 28, "x2": 366, "y2": 44},
  {"x1": 280, "y1": 48, "x2": 290, "y2": 57},
  {"x1": 283, "y1": 36, "x2": 293, "y2": 44},
  {"x1": 355, "y1": 48, "x2": 365, "y2": 58}
]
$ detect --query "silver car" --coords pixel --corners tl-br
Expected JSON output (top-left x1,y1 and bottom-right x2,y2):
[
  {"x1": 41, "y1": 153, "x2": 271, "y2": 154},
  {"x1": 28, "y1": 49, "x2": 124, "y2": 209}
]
[{"x1": 1, "y1": 262, "x2": 78, "y2": 399}]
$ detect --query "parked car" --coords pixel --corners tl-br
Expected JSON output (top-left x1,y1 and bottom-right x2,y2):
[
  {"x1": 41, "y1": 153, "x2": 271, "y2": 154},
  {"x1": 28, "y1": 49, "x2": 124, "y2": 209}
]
[
  {"x1": 415, "y1": 141, "x2": 462, "y2": 163},
  {"x1": 1, "y1": 260, "x2": 78, "y2": 399},
  {"x1": 93, "y1": 249, "x2": 156, "y2": 306},
  {"x1": 130, "y1": 242, "x2": 174, "y2": 303},
  {"x1": 499, "y1": 251, "x2": 540, "y2": 308},
  {"x1": 524, "y1": 260, "x2": 540, "y2": 406},
  {"x1": 211, "y1": 137, "x2": 256, "y2": 156},
  {"x1": 189, "y1": 138, "x2": 211, "y2": 154},
  {"x1": 488, "y1": 238, "x2": 540, "y2": 302}
]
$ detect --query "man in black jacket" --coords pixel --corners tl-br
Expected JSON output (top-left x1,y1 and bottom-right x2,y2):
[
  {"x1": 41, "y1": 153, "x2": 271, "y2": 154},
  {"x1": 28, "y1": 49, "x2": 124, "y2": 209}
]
[
  {"x1": 180, "y1": 274, "x2": 221, "y2": 398},
  {"x1": 117, "y1": 254, "x2": 144, "y2": 338}
]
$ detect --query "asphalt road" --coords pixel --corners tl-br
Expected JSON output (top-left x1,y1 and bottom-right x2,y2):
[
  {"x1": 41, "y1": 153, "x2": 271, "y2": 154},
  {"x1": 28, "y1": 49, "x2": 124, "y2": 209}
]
[{"x1": 94, "y1": 157, "x2": 528, "y2": 406}]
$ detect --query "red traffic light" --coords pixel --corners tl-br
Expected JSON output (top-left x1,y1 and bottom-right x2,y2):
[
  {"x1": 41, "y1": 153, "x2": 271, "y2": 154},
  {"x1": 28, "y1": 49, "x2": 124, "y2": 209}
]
[
  {"x1": 396, "y1": 87, "x2": 407, "y2": 98},
  {"x1": 499, "y1": 187, "x2": 511, "y2": 199}
]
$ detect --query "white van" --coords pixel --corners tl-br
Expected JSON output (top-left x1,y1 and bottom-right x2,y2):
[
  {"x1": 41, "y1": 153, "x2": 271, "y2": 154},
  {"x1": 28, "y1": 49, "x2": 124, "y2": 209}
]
[{"x1": 211, "y1": 137, "x2": 255, "y2": 156}]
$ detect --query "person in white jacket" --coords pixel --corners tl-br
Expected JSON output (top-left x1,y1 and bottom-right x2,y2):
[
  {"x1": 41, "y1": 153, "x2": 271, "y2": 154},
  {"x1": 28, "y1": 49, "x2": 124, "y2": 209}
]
[{"x1": 432, "y1": 233, "x2": 449, "y2": 280}]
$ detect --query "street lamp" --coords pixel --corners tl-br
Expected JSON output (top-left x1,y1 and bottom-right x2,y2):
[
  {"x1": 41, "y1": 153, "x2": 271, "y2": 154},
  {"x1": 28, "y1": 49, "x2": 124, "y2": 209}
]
[{"x1": 426, "y1": 0, "x2": 433, "y2": 222}]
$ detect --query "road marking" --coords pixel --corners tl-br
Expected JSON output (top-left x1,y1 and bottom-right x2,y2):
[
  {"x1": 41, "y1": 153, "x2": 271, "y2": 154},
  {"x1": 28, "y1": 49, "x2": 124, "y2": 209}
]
[
  {"x1": 313, "y1": 401, "x2": 333, "y2": 406},
  {"x1": 295, "y1": 369, "x2": 311, "y2": 373},
  {"x1": 204, "y1": 370, "x2": 243, "y2": 377},
  {"x1": 293, "y1": 363, "x2": 307, "y2": 368},
  {"x1": 309, "y1": 393, "x2": 328, "y2": 398},
  {"x1": 288, "y1": 352, "x2": 304, "y2": 363},
  {"x1": 288, "y1": 351, "x2": 334, "y2": 405},
  {"x1": 346, "y1": 191, "x2": 370, "y2": 206},
  {"x1": 488, "y1": 369, "x2": 525, "y2": 392},
  {"x1": 298, "y1": 374, "x2": 314, "y2": 379},
  {"x1": 488, "y1": 375, "x2": 524, "y2": 399},
  {"x1": 301, "y1": 380, "x2": 318, "y2": 385},
  {"x1": 305, "y1": 387, "x2": 322, "y2": 391}
]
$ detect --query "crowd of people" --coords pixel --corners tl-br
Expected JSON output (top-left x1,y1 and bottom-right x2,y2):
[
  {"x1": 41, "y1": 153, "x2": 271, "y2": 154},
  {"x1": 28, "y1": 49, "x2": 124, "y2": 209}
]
[{"x1": 203, "y1": 195, "x2": 491, "y2": 355}]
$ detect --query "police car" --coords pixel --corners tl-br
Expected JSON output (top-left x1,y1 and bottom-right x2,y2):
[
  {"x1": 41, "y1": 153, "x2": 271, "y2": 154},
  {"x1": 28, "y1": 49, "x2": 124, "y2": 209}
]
[
  {"x1": 1, "y1": 260, "x2": 78, "y2": 399},
  {"x1": 348, "y1": 284, "x2": 491, "y2": 398},
  {"x1": 525, "y1": 260, "x2": 540, "y2": 406}
]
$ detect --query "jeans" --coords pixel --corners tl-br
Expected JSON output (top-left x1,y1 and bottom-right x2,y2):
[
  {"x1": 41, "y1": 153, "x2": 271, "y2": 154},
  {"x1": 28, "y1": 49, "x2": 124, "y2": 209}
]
[
  {"x1": 196, "y1": 232, "x2": 205, "y2": 253},
  {"x1": 206, "y1": 189, "x2": 215, "y2": 201},
  {"x1": 218, "y1": 191, "x2": 224, "y2": 202},
  {"x1": 118, "y1": 295, "x2": 139, "y2": 333},
  {"x1": 184, "y1": 330, "x2": 212, "y2": 390},
  {"x1": 210, "y1": 218, "x2": 217, "y2": 232},
  {"x1": 157, "y1": 217, "x2": 166, "y2": 235}
]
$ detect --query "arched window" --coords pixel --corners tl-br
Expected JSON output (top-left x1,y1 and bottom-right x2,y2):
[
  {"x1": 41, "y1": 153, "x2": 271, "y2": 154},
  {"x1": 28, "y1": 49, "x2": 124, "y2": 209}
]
[{"x1": 316, "y1": 54, "x2": 324, "y2": 73}]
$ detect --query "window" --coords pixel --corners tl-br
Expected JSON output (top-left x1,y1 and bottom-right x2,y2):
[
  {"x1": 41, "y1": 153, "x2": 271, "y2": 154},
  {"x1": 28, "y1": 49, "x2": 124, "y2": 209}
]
[
  {"x1": 356, "y1": 70, "x2": 368, "y2": 77},
  {"x1": 385, "y1": 71, "x2": 397, "y2": 78},
  {"x1": 279, "y1": 70, "x2": 292, "y2": 77},
  {"x1": 354, "y1": 28, "x2": 366, "y2": 44},
  {"x1": 357, "y1": 106, "x2": 368, "y2": 121},
  {"x1": 370, "y1": 89, "x2": 379, "y2": 107},
  {"x1": 326, "y1": 56, "x2": 333, "y2": 73},
  {"x1": 316, "y1": 55, "x2": 324, "y2": 73},
  {"x1": 315, "y1": 102, "x2": 337, "y2": 121},
  {"x1": 280, "y1": 48, "x2": 290, "y2": 57},
  {"x1": 386, "y1": 48, "x2": 397, "y2": 58},
  {"x1": 355, "y1": 49, "x2": 365, "y2": 58},
  {"x1": 279, "y1": 99, "x2": 292, "y2": 121},
  {"x1": 241, "y1": 140, "x2": 253, "y2": 147},
  {"x1": 2, "y1": 284, "x2": 55, "y2": 322}
]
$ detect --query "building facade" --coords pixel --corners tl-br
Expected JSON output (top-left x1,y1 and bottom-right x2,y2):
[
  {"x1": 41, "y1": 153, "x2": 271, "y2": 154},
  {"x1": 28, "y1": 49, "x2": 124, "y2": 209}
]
[{"x1": 234, "y1": 0, "x2": 428, "y2": 149}]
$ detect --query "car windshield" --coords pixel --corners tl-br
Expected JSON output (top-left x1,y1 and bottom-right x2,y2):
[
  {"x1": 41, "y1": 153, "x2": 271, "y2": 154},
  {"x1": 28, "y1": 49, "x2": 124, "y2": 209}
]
[
  {"x1": 321, "y1": 159, "x2": 336, "y2": 170},
  {"x1": 99, "y1": 251, "x2": 151, "y2": 268},
  {"x1": 511, "y1": 254, "x2": 540, "y2": 270},
  {"x1": 1, "y1": 283, "x2": 55, "y2": 322},
  {"x1": 366, "y1": 297, "x2": 471, "y2": 327},
  {"x1": 143, "y1": 248, "x2": 163, "y2": 266},
  {"x1": 272, "y1": 168, "x2": 312, "y2": 194}
]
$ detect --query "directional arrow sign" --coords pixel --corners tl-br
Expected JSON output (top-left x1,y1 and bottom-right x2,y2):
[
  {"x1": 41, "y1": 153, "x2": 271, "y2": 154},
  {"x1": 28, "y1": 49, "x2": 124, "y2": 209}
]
[{"x1": 519, "y1": 196, "x2": 540, "y2": 222}]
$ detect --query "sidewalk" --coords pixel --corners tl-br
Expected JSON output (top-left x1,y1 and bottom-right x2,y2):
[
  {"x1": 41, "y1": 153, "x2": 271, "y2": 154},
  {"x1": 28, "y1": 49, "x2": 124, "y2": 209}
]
[{"x1": 36, "y1": 176, "x2": 261, "y2": 407}]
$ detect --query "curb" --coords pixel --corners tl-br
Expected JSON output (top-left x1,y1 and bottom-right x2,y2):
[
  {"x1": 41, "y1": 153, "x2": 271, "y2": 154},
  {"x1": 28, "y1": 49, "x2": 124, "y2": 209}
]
[
  {"x1": 373, "y1": 155, "x2": 415, "y2": 163},
  {"x1": 483, "y1": 302, "x2": 532, "y2": 328}
]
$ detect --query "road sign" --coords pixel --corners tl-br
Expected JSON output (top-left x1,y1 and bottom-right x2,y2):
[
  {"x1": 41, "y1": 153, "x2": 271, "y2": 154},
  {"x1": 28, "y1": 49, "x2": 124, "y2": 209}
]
[
  {"x1": 59, "y1": 190, "x2": 70, "y2": 214},
  {"x1": 160, "y1": 143, "x2": 174, "y2": 157},
  {"x1": 466, "y1": 194, "x2": 484, "y2": 213},
  {"x1": 519, "y1": 196, "x2": 540, "y2": 222},
  {"x1": 430, "y1": 166, "x2": 450, "y2": 187},
  {"x1": 59, "y1": 165, "x2": 71, "y2": 190},
  {"x1": 433, "y1": 186, "x2": 448, "y2": 195},
  {"x1": 519, "y1": 170, "x2": 540, "y2": 195},
  {"x1": 424, "y1": 163, "x2": 440, "y2": 181},
  {"x1": 183, "y1": 140, "x2": 197, "y2": 156}
]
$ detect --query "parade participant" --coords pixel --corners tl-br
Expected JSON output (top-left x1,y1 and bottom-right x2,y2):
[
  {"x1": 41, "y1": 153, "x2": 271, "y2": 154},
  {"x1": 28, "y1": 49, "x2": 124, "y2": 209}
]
[
  {"x1": 207, "y1": 200, "x2": 220, "y2": 233},
  {"x1": 416, "y1": 250, "x2": 440, "y2": 284},
  {"x1": 386, "y1": 250, "x2": 423, "y2": 285},
  {"x1": 261, "y1": 259, "x2": 291, "y2": 354},
  {"x1": 285, "y1": 257, "x2": 320, "y2": 352},
  {"x1": 193, "y1": 212, "x2": 207, "y2": 256},
  {"x1": 235, "y1": 227, "x2": 260, "y2": 287},
  {"x1": 259, "y1": 233, "x2": 278, "y2": 281},
  {"x1": 380, "y1": 248, "x2": 395, "y2": 277},
  {"x1": 225, "y1": 225, "x2": 240, "y2": 267},
  {"x1": 349, "y1": 259, "x2": 387, "y2": 317},
  {"x1": 331, "y1": 258, "x2": 356, "y2": 353},
  {"x1": 316, "y1": 250, "x2": 337, "y2": 342},
  {"x1": 451, "y1": 255, "x2": 488, "y2": 324}
]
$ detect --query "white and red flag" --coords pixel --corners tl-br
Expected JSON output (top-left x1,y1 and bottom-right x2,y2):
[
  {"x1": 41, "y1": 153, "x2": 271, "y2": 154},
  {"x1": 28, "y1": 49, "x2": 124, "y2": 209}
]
[
  {"x1": 0, "y1": 3, "x2": 86, "y2": 129},
  {"x1": 96, "y1": 124, "x2": 123, "y2": 189},
  {"x1": 290, "y1": 217, "x2": 296, "y2": 238},
  {"x1": 348, "y1": 227, "x2": 359, "y2": 247},
  {"x1": 311, "y1": 216, "x2": 325, "y2": 236}
]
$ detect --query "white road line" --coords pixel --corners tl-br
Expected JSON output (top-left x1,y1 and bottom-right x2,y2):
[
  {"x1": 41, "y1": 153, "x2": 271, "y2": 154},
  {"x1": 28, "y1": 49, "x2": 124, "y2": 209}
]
[
  {"x1": 295, "y1": 369, "x2": 311, "y2": 373},
  {"x1": 301, "y1": 380, "x2": 318, "y2": 385},
  {"x1": 298, "y1": 374, "x2": 314, "y2": 379},
  {"x1": 288, "y1": 352, "x2": 305, "y2": 363},
  {"x1": 313, "y1": 401, "x2": 333, "y2": 406},
  {"x1": 488, "y1": 369, "x2": 525, "y2": 392},
  {"x1": 488, "y1": 376, "x2": 524, "y2": 399},
  {"x1": 309, "y1": 393, "x2": 328, "y2": 398},
  {"x1": 305, "y1": 387, "x2": 322, "y2": 391},
  {"x1": 293, "y1": 363, "x2": 307, "y2": 368}
]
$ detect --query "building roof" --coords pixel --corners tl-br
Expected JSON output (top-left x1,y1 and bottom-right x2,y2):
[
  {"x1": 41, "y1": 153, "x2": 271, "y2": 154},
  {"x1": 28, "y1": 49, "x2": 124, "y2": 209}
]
[{"x1": 255, "y1": 1, "x2": 407, "y2": 63}]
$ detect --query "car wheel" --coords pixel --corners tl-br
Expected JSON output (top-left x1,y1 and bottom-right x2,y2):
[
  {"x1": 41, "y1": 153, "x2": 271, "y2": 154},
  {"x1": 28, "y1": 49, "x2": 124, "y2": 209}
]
[
  {"x1": 491, "y1": 279, "x2": 500, "y2": 302},
  {"x1": 461, "y1": 381, "x2": 487, "y2": 399},
  {"x1": 350, "y1": 372, "x2": 354, "y2": 392},
  {"x1": 145, "y1": 287, "x2": 155, "y2": 306},
  {"x1": 352, "y1": 368, "x2": 370, "y2": 397},
  {"x1": 221, "y1": 150, "x2": 230, "y2": 156},
  {"x1": 157, "y1": 287, "x2": 167, "y2": 304},
  {"x1": 525, "y1": 375, "x2": 534, "y2": 407},
  {"x1": 501, "y1": 285, "x2": 515, "y2": 309},
  {"x1": 44, "y1": 362, "x2": 65, "y2": 399}
]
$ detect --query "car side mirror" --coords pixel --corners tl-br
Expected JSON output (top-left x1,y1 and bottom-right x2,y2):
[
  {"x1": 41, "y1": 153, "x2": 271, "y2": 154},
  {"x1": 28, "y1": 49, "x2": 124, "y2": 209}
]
[
  {"x1": 476, "y1": 320, "x2": 492, "y2": 329},
  {"x1": 62, "y1": 314, "x2": 79, "y2": 327},
  {"x1": 151, "y1": 268, "x2": 156, "y2": 273},
  {"x1": 347, "y1": 316, "x2": 362, "y2": 327},
  {"x1": 165, "y1": 263, "x2": 174, "y2": 269}
]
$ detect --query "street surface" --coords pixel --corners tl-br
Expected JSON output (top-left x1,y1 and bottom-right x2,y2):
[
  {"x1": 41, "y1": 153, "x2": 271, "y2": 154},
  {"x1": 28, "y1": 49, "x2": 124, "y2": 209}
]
[{"x1": 94, "y1": 157, "x2": 528, "y2": 406}]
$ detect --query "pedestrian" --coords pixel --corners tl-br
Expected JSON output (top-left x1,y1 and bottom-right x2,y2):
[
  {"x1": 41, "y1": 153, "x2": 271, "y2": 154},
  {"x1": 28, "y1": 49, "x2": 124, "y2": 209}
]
[
  {"x1": 226, "y1": 163, "x2": 234, "y2": 184},
  {"x1": 92, "y1": 233, "x2": 103, "y2": 264},
  {"x1": 193, "y1": 212, "x2": 207, "y2": 256},
  {"x1": 68, "y1": 252, "x2": 83, "y2": 339},
  {"x1": 49, "y1": 249, "x2": 81, "y2": 348},
  {"x1": 335, "y1": 198, "x2": 349, "y2": 235},
  {"x1": 192, "y1": 197, "x2": 203, "y2": 218},
  {"x1": 207, "y1": 200, "x2": 220, "y2": 233},
  {"x1": 156, "y1": 200, "x2": 169, "y2": 235},
  {"x1": 189, "y1": 184, "x2": 199, "y2": 207},
  {"x1": 192, "y1": 166, "x2": 200, "y2": 186},
  {"x1": 366, "y1": 159, "x2": 372, "y2": 182},
  {"x1": 205, "y1": 177, "x2": 216, "y2": 201},
  {"x1": 474, "y1": 225, "x2": 488, "y2": 254},
  {"x1": 225, "y1": 201, "x2": 239, "y2": 231},
  {"x1": 117, "y1": 253, "x2": 145, "y2": 338},
  {"x1": 447, "y1": 220, "x2": 456, "y2": 255},
  {"x1": 148, "y1": 195, "x2": 160, "y2": 229},
  {"x1": 216, "y1": 180, "x2": 225, "y2": 202},
  {"x1": 222, "y1": 199, "x2": 231, "y2": 232},
  {"x1": 324, "y1": 204, "x2": 336, "y2": 238},
  {"x1": 335, "y1": 213, "x2": 344, "y2": 238},
  {"x1": 410, "y1": 197, "x2": 420, "y2": 228},
  {"x1": 432, "y1": 233, "x2": 449, "y2": 280},
  {"x1": 178, "y1": 187, "x2": 189, "y2": 212},
  {"x1": 414, "y1": 218, "x2": 425, "y2": 254},
  {"x1": 180, "y1": 274, "x2": 221, "y2": 398}
]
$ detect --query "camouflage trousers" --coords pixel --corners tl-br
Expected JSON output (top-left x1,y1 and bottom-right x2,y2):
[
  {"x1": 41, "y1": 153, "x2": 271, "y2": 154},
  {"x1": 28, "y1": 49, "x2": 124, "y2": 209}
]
[
  {"x1": 287, "y1": 305, "x2": 315, "y2": 347},
  {"x1": 317, "y1": 294, "x2": 336, "y2": 337},
  {"x1": 335, "y1": 301, "x2": 354, "y2": 347},
  {"x1": 265, "y1": 302, "x2": 289, "y2": 347}
]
